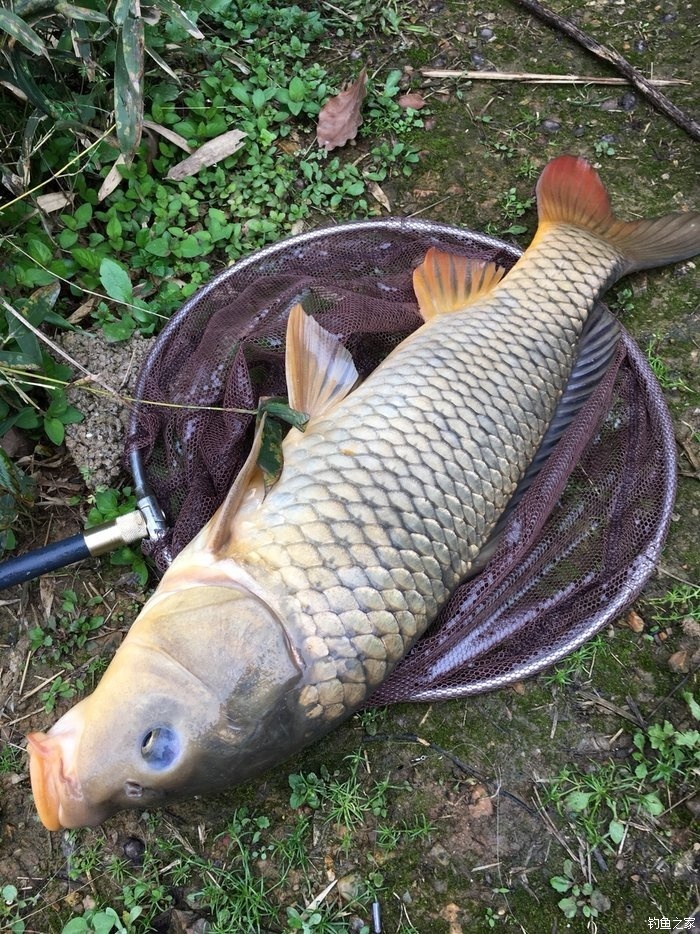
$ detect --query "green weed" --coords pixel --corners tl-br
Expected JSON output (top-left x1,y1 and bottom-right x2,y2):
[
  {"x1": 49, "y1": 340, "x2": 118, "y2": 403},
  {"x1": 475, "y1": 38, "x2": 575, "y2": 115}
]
[
  {"x1": 543, "y1": 693, "x2": 698, "y2": 850},
  {"x1": 644, "y1": 583, "x2": 700, "y2": 624},
  {"x1": 542, "y1": 633, "x2": 608, "y2": 689},
  {"x1": 0, "y1": 449, "x2": 34, "y2": 556},
  {"x1": 28, "y1": 589, "x2": 106, "y2": 663},
  {"x1": 1, "y1": 883, "x2": 29, "y2": 934},
  {"x1": 289, "y1": 754, "x2": 399, "y2": 831},
  {"x1": 645, "y1": 336, "x2": 695, "y2": 393},
  {"x1": 549, "y1": 859, "x2": 611, "y2": 921}
]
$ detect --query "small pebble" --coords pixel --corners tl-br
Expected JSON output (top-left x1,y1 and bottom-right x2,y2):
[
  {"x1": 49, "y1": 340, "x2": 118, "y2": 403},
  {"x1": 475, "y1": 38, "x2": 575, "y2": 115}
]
[
  {"x1": 659, "y1": 11, "x2": 677, "y2": 22},
  {"x1": 123, "y1": 836, "x2": 146, "y2": 865},
  {"x1": 541, "y1": 118, "x2": 561, "y2": 133},
  {"x1": 470, "y1": 52, "x2": 486, "y2": 67},
  {"x1": 600, "y1": 98, "x2": 619, "y2": 111},
  {"x1": 634, "y1": 38, "x2": 647, "y2": 53},
  {"x1": 572, "y1": 124, "x2": 586, "y2": 137},
  {"x1": 478, "y1": 26, "x2": 495, "y2": 40},
  {"x1": 600, "y1": 133, "x2": 617, "y2": 143},
  {"x1": 619, "y1": 91, "x2": 637, "y2": 111}
]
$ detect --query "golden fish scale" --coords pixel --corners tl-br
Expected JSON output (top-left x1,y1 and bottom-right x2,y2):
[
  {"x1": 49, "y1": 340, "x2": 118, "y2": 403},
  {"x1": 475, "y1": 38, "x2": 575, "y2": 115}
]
[{"x1": 239, "y1": 229, "x2": 622, "y2": 723}]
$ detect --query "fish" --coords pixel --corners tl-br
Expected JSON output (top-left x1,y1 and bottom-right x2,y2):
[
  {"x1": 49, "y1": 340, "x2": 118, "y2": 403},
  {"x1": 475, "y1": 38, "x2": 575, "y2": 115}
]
[{"x1": 27, "y1": 155, "x2": 700, "y2": 830}]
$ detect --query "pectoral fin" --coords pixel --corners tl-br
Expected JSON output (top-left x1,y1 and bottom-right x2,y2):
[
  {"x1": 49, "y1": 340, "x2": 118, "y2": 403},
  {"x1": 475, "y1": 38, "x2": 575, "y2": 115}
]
[{"x1": 207, "y1": 415, "x2": 267, "y2": 556}]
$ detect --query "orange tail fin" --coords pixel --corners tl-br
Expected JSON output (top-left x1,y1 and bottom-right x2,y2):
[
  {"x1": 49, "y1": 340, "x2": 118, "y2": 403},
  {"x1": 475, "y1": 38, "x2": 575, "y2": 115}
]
[{"x1": 536, "y1": 155, "x2": 700, "y2": 273}]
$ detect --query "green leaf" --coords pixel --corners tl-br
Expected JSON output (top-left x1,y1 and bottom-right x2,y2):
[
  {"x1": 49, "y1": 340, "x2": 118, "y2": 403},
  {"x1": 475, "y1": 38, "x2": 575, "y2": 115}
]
[
  {"x1": 259, "y1": 398, "x2": 309, "y2": 431},
  {"x1": 0, "y1": 8, "x2": 46, "y2": 56},
  {"x1": 112, "y1": 0, "x2": 131, "y2": 27},
  {"x1": 155, "y1": 0, "x2": 204, "y2": 38},
  {"x1": 115, "y1": 16, "x2": 145, "y2": 154},
  {"x1": 640, "y1": 792, "x2": 664, "y2": 817},
  {"x1": 102, "y1": 316, "x2": 135, "y2": 342},
  {"x1": 549, "y1": 875, "x2": 572, "y2": 894},
  {"x1": 257, "y1": 414, "x2": 287, "y2": 490},
  {"x1": 683, "y1": 690, "x2": 700, "y2": 720},
  {"x1": 61, "y1": 918, "x2": 90, "y2": 934},
  {"x1": 565, "y1": 790, "x2": 592, "y2": 812},
  {"x1": 55, "y1": 3, "x2": 110, "y2": 23},
  {"x1": 557, "y1": 896, "x2": 579, "y2": 919},
  {"x1": 144, "y1": 236, "x2": 170, "y2": 257},
  {"x1": 608, "y1": 819, "x2": 625, "y2": 844},
  {"x1": 106, "y1": 215, "x2": 122, "y2": 239},
  {"x1": 288, "y1": 75, "x2": 306, "y2": 102},
  {"x1": 44, "y1": 417, "x2": 65, "y2": 445},
  {"x1": 73, "y1": 202, "x2": 93, "y2": 228},
  {"x1": 100, "y1": 258, "x2": 133, "y2": 302},
  {"x1": 26, "y1": 237, "x2": 52, "y2": 265}
]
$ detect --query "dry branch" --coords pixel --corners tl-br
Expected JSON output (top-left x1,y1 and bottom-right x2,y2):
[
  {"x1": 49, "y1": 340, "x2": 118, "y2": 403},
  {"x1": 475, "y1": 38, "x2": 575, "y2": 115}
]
[
  {"x1": 421, "y1": 69, "x2": 689, "y2": 87},
  {"x1": 514, "y1": 0, "x2": 700, "y2": 141}
]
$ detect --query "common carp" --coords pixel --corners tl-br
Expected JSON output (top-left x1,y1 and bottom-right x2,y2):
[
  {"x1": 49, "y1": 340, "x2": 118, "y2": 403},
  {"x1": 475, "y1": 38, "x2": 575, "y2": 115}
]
[{"x1": 27, "y1": 156, "x2": 700, "y2": 829}]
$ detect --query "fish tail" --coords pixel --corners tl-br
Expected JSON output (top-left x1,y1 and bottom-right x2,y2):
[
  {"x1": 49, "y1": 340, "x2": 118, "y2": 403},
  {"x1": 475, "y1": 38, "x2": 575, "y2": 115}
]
[{"x1": 536, "y1": 155, "x2": 700, "y2": 274}]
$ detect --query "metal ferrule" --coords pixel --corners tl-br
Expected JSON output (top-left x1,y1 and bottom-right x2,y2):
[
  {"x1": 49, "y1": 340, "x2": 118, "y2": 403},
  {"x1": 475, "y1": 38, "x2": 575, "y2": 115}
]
[{"x1": 84, "y1": 510, "x2": 149, "y2": 557}]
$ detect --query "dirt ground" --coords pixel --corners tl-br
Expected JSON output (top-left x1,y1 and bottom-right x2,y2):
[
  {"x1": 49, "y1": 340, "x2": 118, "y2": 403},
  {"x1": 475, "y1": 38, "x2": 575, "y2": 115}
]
[{"x1": 1, "y1": 1, "x2": 698, "y2": 932}]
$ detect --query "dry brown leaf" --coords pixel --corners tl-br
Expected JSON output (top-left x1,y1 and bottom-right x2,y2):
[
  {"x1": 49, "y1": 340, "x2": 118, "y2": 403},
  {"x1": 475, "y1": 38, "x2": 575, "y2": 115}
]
[
  {"x1": 36, "y1": 192, "x2": 72, "y2": 213},
  {"x1": 316, "y1": 67, "x2": 367, "y2": 151},
  {"x1": 67, "y1": 295, "x2": 97, "y2": 325},
  {"x1": 98, "y1": 154, "x2": 128, "y2": 202},
  {"x1": 367, "y1": 180, "x2": 391, "y2": 211},
  {"x1": 142, "y1": 120, "x2": 192, "y2": 153},
  {"x1": 398, "y1": 91, "x2": 426, "y2": 110},
  {"x1": 166, "y1": 129, "x2": 247, "y2": 181}
]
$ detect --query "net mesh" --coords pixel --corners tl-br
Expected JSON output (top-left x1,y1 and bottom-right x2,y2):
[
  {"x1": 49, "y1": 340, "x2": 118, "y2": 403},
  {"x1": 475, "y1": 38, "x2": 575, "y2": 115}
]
[{"x1": 125, "y1": 219, "x2": 676, "y2": 701}]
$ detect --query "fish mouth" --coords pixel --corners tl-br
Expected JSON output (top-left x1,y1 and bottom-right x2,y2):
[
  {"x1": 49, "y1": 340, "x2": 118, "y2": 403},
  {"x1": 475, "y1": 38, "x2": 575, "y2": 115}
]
[{"x1": 27, "y1": 702, "x2": 100, "y2": 830}]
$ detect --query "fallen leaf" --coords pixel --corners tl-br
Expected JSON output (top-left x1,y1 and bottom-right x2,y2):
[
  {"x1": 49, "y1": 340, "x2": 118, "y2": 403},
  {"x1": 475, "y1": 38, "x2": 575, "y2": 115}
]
[
  {"x1": 67, "y1": 295, "x2": 97, "y2": 325},
  {"x1": 36, "y1": 191, "x2": 72, "y2": 213},
  {"x1": 97, "y1": 154, "x2": 128, "y2": 202},
  {"x1": 368, "y1": 180, "x2": 391, "y2": 211},
  {"x1": 166, "y1": 129, "x2": 247, "y2": 181},
  {"x1": 398, "y1": 91, "x2": 426, "y2": 109},
  {"x1": 316, "y1": 67, "x2": 367, "y2": 151},
  {"x1": 142, "y1": 120, "x2": 192, "y2": 153}
]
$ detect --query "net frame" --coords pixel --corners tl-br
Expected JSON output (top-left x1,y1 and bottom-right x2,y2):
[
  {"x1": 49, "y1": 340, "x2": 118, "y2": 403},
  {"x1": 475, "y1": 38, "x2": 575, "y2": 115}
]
[{"x1": 126, "y1": 218, "x2": 677, "y2": 701}]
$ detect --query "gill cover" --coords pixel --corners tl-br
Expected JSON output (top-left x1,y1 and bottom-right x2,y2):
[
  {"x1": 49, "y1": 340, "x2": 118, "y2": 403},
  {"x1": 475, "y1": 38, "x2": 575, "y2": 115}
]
[{"x1": 28, "y1": 586, "x2": 302, "y2": 829}]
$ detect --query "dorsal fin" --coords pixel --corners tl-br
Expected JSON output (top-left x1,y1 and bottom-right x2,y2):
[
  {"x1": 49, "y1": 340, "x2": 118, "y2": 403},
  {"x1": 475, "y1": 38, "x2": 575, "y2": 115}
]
[
  {"x1": 412, "y1": 247, "x2": 506, "y2": 321},
  {"x1": 285, "y1": 303, "x2": 359, "y2": 419},
  {"x1": 207, "y1": 414, "x2": 267, "y2": 556}
]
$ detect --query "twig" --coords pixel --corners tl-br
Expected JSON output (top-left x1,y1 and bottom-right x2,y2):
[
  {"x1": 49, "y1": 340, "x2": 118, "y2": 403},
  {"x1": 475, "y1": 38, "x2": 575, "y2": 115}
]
[
  {"x1": 421, "y1": 69, "x2": 689, "y2": 87},
  {"x1": 514, "y1": 0, "x2": 700, "y2": 141}
]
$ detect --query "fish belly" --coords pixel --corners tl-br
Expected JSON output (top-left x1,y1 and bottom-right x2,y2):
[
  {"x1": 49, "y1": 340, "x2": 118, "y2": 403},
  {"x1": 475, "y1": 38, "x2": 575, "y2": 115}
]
[{"x1": 235, "y1": 231, "x2": 621, "y2": 723}]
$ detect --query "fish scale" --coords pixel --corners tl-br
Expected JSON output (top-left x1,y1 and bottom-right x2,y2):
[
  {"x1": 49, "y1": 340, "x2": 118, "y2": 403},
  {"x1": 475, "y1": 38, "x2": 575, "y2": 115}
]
[{"x1": 234, "y1": 226, "x2": 624, "y2": 724}]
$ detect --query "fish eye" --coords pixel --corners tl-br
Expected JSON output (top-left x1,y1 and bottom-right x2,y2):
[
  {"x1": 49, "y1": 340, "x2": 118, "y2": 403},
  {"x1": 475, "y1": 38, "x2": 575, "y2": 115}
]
[{"x1": 140, "y1": 726, "x2": 180, "y2": 770}]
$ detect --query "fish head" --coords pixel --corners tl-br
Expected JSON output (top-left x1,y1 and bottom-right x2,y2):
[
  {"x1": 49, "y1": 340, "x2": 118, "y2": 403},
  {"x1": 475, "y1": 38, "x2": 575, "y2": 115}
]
[{"x1": 27, "y1": 584, "x2": 303, "y2": 829}]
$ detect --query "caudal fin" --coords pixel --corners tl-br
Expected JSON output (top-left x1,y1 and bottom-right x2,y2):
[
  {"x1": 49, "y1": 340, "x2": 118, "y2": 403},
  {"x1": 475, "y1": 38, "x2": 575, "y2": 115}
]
[{"x1": 536, "y1": 155, "x2": 700, "y2": 273}]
